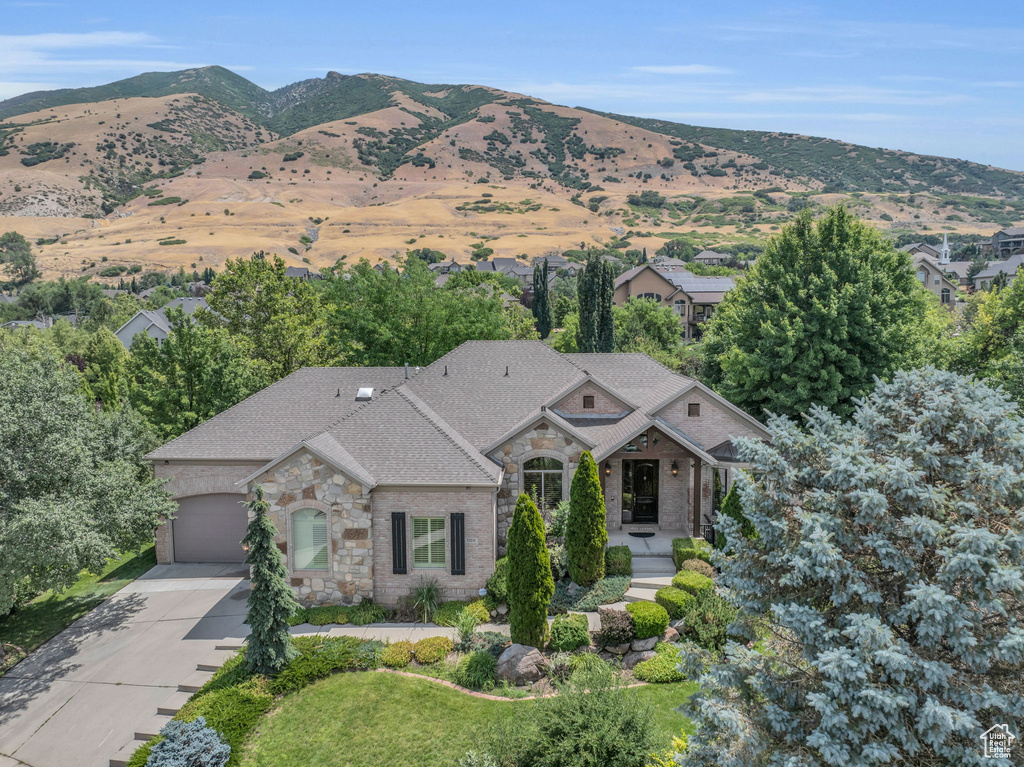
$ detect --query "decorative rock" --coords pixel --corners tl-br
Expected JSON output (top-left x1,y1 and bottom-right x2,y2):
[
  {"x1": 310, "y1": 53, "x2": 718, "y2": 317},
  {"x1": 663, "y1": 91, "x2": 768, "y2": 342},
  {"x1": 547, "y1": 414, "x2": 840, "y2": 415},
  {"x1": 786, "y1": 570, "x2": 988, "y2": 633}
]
[
  {"x1": 496, "y1": 603, "x2": 509, "y2": 615},
  {"x1": 605, "y1": 643, "x2": 630, "y2": 655},
  {"x1": 662, "y1": 627, "x2": 680, "y2": 643},
  {"x1": 599, "y1": 651, "x2": 617, "y2": 662},
  {"x1": 496, "y1": 644, "x2": 547, "y2": 684},
  {"x1": 669, "y1": 618, "x2": 686, "y2": 630},
  {"x1": 622, "y1": 650, "x2": 656, "y2": 670},
  {"x1": 630, "y1": 636, "x2": 658, "y2": 652}
]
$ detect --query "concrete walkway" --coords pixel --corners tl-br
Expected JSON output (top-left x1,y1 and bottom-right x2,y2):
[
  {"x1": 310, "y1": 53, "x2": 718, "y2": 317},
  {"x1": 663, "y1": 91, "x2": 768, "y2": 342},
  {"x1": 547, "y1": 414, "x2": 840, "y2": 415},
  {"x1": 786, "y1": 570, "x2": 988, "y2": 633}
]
[{"x1": 0, "y1": 564, "x2": 250, "y2": 767}]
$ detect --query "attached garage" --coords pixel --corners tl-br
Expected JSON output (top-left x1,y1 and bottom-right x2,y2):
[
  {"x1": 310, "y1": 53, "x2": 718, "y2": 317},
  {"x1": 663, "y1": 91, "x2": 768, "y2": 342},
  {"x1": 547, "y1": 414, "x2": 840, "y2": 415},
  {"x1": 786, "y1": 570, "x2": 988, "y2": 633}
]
[{"x1": 172, "y1": 493, "x2": 249, "y2": 563}]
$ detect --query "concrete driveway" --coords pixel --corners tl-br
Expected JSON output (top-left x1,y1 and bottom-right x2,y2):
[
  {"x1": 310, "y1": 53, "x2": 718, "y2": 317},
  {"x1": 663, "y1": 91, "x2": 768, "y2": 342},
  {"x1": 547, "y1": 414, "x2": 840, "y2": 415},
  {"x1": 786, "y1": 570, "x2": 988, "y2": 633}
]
[{"x1": 0, "y1": 564, "x2": 249, "y2": 767}]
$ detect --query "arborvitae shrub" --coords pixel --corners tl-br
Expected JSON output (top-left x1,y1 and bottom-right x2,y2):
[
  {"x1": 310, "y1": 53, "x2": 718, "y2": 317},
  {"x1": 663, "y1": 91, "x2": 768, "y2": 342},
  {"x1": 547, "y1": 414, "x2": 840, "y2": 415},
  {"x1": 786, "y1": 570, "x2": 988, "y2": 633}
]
[
  {"x1": 548, "y1": 613, "x2": 591, "y2": 652},
  {"x1": 507, "y1": 494, "x2": 554, "y2": 647},
  {"x1": 626, "y1": 601, "x2": 670, "y2": 639},
  {"x1": 566, "y1": 452, "x2": 608, "y2": 586}
]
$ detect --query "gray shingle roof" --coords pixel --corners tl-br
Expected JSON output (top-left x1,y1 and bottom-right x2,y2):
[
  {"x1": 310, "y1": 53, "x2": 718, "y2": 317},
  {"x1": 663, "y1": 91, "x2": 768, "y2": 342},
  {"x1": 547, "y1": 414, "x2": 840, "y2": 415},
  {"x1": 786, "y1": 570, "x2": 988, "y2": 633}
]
[{"x1": 975, "y1": 254, "x2": 1024, "y2": 281}]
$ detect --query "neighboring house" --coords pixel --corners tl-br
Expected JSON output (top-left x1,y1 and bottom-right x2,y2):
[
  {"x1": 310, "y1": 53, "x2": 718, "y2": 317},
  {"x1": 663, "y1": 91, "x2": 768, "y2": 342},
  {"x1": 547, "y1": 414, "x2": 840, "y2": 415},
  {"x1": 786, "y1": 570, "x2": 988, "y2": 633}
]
[
  {"x1": 913, "y1": 258, "x2": 958, "y2": 306},
  {"x1": 474, "y1": 257, "x2": 524, "y2": 274},
  {"x1": 147, "y1": 340, "x2": 768, "y2": 606},
  {"x1": 113, "y1": 297, "x2": 209, "y2": 349},
  {"x1": 974, "y1": 254, "x2": 1024, "y2": 291},
  {"x1": 693, "y1": 250, "x2": 729, "y2": 266},
  {"x1": 534, "y1": 254, "x2": 569, "y2": 272},
  {"x1": 986, "y1": 227, "x2": 1024, "y2": 259},
  {"x1": 613, "y1": 264, "x2": 735, "y2": 341},
  {"x1": 902, "y1": 235, "x2": 974, "y2": 286},
  {"x1": 427, "y1": 260, "x2": 467, "y2": 274},
  {"x1": 285, "y1": 266, "x2": 321, "y2": 280},
  {"x1": 1, "y1": 317, "x2": 53, "y2": 331}
]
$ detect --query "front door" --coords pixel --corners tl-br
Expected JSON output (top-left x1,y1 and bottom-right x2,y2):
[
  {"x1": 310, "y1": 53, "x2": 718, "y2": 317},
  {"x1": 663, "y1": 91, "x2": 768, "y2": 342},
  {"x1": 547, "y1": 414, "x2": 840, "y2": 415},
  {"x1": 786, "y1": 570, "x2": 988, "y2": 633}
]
[{"x1": 623, "y1": 459, "x2": 659, "y2": 524}]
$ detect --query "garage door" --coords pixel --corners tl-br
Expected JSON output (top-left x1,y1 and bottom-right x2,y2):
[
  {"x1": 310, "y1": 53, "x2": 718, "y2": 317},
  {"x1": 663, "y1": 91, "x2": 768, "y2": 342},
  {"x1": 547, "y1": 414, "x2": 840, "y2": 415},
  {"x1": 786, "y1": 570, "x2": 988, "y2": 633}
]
[{"x1": 172, "y1": 494, "x2": 249, "y2": 563}]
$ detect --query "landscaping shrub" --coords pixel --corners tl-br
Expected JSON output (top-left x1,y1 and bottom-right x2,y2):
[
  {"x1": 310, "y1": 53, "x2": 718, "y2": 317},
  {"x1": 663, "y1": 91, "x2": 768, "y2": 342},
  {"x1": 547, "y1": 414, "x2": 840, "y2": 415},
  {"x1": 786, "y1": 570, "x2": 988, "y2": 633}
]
[
  {"x1": 145, "y1": 717, "x2": 229, "y2": 767},
  {"x1": 547, "y1": 651, "x2": 573, "y2": 682},
  {"x1": 597, "y1": 608, "x2": 634, "y2": 646},
  {"x1": 604, "y1": 545, "x2": 632, "y2": 577},
  {"x1": 486, "y1": 557, "x2": 510, "y2": 604},
  {"x1": 455, "y1": 649, "x2": 497, "y2": 690},
  {"x1": 566, "y1": 452, "x2": 608, "y2": 586},
  {"x1": 287, "y1": 608, "x2": 310, "y2": 627},
  {"x1": 433, "y1": 600, "x2": 465, "y2": 627},
  {"x1": 547, "y1": 541, "x2": 568, "y2": 580},
  {"x1": 679, "y1": 588, "x2": 738, "y2": 652},
  {"x1": 304, "y1": 605, "x2": 349, "y2": 626},
  {"x1": 550, "y1": 575, "x2": 630, "y2": 613},
  {"x1": 465, "y1": 599, "x2": 490, "y2": 623},
  {"x1": 454, "y1": 610, "x2": 480, "y2": 647},
  {"x1": 680, "y1": 559, "x2": 714, "y2": 578},
  {"x1": 546, "y1": 499, "x2": 569, "y2": 537},
  {"x1": 507, "y1": 494, "x2": 554, "y2": 647},
  {"x1": 267, "y1": 636, "x2": 368, "y2": 695},
  {"x1": 380, "y1": 641, "x2": 413, "y2": 668},
  {"x1": 461, "y1": 630, "x2": 510, "y2": 657},
  {"x1": 714, "y1": 484, "x2": 757, "y2": 551},
  {"x1": 548, "y1": 613, "x2": 591, "y2": 652},
  {"x1": 671, "y1": 570, "x2": 714, "y2": 596},
  {"x1": 413, "y1": 636, "x2": 453, "y2": 664},
  {"x1": 655, "y1": 586, "x2": 696, "y2": 620},
  {"x1": 347, "y1": 599, "x2": 389, "y2": 626},
  {"x1": 412, "y1": 578, "x2": 441, "y2": 623},
  {"x1": 632, "y1": 643, "x2": 685, "y2": 684},
  {"x1": 626, "y1": 602, "x2": 669, "y2": 640},
  {"x1": 175, "y1": 680, "x2": 274, "y2": 759},
  {"x1": 672, "y1": 536, "x2": 713, "y2": 568},
  {"x1": 568, "y1": 651, "x2": 608, "y2": 679}
]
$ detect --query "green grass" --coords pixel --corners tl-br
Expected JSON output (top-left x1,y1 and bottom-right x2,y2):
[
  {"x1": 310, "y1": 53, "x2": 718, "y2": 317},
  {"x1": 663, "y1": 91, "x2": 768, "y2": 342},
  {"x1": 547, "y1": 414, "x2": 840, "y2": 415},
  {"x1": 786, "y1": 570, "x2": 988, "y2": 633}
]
[
  {"x1": 240, "y1": 671, "x2": 694, "y2": 767},
  {"x1": 0, "y1": 544, "x2": 155, "y2": 674}
]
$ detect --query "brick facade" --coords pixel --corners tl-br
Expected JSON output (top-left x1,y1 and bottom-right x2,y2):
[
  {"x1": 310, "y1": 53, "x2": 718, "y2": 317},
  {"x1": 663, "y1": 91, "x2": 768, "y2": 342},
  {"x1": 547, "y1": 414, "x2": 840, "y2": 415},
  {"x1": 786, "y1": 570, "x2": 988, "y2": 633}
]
[
  {"x1": 372, "y1": 487, "x2": 496, "y2": 605},
  {"x1": 555, "y1": 384, "x2": 629, "y2": 415},
  {"x1": 657, "y1": 388, "x2": 764, "y2": 448}
]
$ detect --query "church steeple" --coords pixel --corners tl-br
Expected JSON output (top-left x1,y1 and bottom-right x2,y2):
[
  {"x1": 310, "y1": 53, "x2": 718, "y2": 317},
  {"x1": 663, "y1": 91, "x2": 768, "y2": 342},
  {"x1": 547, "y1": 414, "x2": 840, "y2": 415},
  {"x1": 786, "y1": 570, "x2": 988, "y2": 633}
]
[{"x1": 940, "y1": 233, "x2": 951, "y2": 265}]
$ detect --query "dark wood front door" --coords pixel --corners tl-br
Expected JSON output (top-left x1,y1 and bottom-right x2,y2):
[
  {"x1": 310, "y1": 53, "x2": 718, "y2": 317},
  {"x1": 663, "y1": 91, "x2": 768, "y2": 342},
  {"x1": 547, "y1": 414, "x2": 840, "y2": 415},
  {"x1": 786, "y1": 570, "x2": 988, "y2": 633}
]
[{"x1": 623, "y1": 459, "x2": 659, "y2": 524}]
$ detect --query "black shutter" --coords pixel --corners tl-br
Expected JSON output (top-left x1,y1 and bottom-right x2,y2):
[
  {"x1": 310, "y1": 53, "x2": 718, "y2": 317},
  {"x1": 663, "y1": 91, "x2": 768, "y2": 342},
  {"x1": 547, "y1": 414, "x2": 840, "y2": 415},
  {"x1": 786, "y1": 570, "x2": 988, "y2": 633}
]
[
  {"x1": 391, "y1": 513, "x2": 407, "y2": 574},
  {"x1": 451, "y1": 513, "x2": 465, "y2": 576}
]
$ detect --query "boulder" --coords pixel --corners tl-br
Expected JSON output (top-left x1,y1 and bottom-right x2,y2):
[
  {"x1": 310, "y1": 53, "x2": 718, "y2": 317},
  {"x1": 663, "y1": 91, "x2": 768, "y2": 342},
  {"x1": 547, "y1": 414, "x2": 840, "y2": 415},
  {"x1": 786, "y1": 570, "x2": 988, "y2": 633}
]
[
  {"x1": 622, "y1": 650, "x2": 656, "y2": 670},
  {"x1": 605, "y1": 642, "x2": 630, "y2": 655},
  {"x1": 669, "y1": 618, "x2": 686, "y2": 630},
  {"x1": 497, "y1": 644, "x2": 547, "y2": 684},
  {"x1": 496, "y1": 604, "x2": 509, "y2": 616},
  {"x1": 630, "y1": 636, "x2": 658, "y2": 652},
  {"x1": 662, "y1": 627, "x2": 680, "y2": 643}
]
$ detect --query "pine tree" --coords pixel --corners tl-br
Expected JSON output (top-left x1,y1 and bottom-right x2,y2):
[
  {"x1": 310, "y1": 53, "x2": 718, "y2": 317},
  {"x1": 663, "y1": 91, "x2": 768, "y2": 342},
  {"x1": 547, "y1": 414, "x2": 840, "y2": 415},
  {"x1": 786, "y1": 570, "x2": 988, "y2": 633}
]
[
  {"x1": 597, "y1": 262, "x2": 615, "y2": 353},
  {"x1": 243, "y1": 486, "x2": 298, "y2": 675},
  {"x1": 566, "y1": 451, "x2": 609, "y2": 586},
  {"x1": 532, "y1": 260, "x2": 552, "y2": 339},
  {"x1": 680, "y1": 368, "x2": 1024, "y2": 765},
  {"x1": 713, "y1": 483, "x2": 754, "y2": 551},
  {"x1": 507, "y1": 493, "x2": 554, "y2": 647}
]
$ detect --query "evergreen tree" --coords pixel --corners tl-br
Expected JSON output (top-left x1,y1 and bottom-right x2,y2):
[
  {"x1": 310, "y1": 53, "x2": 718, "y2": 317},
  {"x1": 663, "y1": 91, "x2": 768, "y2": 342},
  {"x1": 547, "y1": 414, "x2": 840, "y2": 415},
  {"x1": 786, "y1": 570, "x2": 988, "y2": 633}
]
[
  {"x1": 507, "y1": 493, "x2": 554, "y2": 647},
  {"x1": 712, "y1": 469, "x2": 723, "y2": 513},
  {"x1": 576, "y1": 253, "x2": 601, "y2": 353},
  {"x1": 712, "y1": 483, "x2": 754, "y2": 551},
  {"x1": 243, "y1": 486, "x2": 298, "y2": 675},
  {"x1": 680, "y1": 368, "x2": 1024, "y2": 765},
  {"x1": 566, "y1": 451, "x2": 608, "y2": 586},
  {"x1": 700, "y1": 205, "x2": 940, "y2": 418},
  {"x1": 532, "y1": 260, "x2": 552, "y2": 339},
  {"x1": 597, "y1": 262, "x2": 615, "y2": 353}
]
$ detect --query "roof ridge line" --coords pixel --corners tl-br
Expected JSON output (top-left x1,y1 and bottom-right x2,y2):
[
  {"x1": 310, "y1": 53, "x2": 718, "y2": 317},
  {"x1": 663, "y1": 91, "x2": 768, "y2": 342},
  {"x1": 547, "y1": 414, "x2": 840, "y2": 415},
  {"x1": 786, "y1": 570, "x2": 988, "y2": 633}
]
[{"x1": 394, "y1": 386, "x2": 497, "y2": 481}]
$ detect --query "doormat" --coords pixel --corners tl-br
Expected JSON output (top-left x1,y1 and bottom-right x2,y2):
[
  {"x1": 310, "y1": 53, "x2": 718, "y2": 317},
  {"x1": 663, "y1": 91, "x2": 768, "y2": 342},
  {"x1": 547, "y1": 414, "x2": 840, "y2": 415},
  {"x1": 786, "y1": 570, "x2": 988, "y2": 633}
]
[{"x1": 628, "y1": 532, "x2": 655, "y2": 538}]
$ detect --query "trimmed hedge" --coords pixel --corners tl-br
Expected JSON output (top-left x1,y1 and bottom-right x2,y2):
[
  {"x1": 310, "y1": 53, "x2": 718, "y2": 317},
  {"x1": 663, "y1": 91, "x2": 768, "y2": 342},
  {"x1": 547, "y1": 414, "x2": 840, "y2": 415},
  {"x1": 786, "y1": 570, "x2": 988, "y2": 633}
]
[
  {"x1": 605, "y1": 545, "x2": 633, "y2": 576},
  {"x1": 413, "y1": 636, "x2": 453, "y2": 664},
  {"x1": 680, "y1": 559, "x2": 714, "y2": 578},
  {"x1": 380, "y1": 641, "x2": 414, "y2": 668},
  {"x1": 672, "y1": 537, "x2": 713, "y2": 568},
  {"x1": 632, "y1": 642, "x2": 685, "y2": 683},
  {"x1": 548, "y1": 613, "x2": 591, "y2": 652},
  {"x1": 626, "y1": 601, "x2": 669, "y2": 640},
  {"x1": 655, "y1": 586, "x2": 696, "y2": 620},
  {"x1": 671, "y1": 570, "x2": 715, "y2": 596}
]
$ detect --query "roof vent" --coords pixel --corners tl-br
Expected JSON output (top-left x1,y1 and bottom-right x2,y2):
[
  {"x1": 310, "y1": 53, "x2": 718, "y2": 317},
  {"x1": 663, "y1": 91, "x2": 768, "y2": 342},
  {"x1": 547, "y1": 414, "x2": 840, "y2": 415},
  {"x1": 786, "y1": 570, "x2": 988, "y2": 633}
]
[{"x1": 355, "y1": 387, "x2": 374, "y2": 402}]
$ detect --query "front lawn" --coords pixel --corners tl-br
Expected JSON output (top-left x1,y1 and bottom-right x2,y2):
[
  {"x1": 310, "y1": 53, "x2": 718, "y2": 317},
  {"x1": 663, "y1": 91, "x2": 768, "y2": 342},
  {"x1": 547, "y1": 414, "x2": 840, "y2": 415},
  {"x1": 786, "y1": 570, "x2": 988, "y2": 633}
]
[
  {"x1": 0, "y1": 544, "x2": 155, "y2": 675},
  {"x1": 240, "y1": 670, "x2": 695, "y2": 767}
]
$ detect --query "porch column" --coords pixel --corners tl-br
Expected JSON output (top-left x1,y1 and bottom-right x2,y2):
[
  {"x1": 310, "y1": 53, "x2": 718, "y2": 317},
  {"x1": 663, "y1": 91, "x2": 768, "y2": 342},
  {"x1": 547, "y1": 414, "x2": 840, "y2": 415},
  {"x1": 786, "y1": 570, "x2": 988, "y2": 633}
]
[{"x1": 691, "y1": 458, "x2": 702, "y2": 538}]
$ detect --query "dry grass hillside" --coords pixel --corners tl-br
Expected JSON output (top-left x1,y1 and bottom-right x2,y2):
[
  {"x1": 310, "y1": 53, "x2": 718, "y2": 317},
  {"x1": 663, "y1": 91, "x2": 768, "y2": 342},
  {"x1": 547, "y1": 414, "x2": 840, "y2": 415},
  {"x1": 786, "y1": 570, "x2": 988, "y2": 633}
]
[{"x1": 1, "y1": 69, "x2": 1022, "y2": 281}]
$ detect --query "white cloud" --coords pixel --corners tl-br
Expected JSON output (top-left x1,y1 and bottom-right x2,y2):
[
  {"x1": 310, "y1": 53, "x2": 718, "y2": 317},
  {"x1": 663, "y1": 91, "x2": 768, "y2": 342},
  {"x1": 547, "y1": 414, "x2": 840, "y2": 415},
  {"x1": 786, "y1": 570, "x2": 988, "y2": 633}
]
[{"x1": 631, "y1": 64, "x2": 733, "y2": 75}]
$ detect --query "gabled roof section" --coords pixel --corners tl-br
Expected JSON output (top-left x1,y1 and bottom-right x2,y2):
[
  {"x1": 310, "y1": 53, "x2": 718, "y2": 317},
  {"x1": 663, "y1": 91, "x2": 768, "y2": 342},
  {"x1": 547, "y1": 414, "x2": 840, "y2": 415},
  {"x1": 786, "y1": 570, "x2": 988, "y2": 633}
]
[
  {"x1": 544, "y1": 374, "x2": 640, "y2": 414},
  {"x1": 483, "y1": 408, "x2": 597, "y2": 457},
  {"x1": 647, "y1": 380, "x2": 770, "y2": 438},
  {"x1": 613, "y1": 264, "x2": 684, "y2": 292},
  {"x1": 239, "y1": 432, "x2": 376, "y2": 490},
  {"x1": 591, "y1": 416, "x2": 715, "y2": 464}
]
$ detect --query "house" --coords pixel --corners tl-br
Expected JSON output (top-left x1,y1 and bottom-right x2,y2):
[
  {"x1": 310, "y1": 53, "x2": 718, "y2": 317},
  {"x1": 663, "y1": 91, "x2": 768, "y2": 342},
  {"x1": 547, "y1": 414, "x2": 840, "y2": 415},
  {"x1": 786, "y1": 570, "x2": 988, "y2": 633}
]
[
  {"x1": 1, "y1": 317, "x2": 53, "y2": 331},
  {"x1": 147, "y1": 341, "x2": 768, "y2": 606},
  {"x1": 534, "y1": 254, "x2": 568, "y2": 271},
  {"x1": 427, "y1": 260, "x2": 467, "y2": 275},
  {"x1": 692, "y1": 250, "x2": 729, "y2": 266},
  {"x1": 974, "y1": 254, "x2": 1024, "y2": 291},
  {"x1": 913, "y1": 258, "x2": 958, "y2": 305},
  {"x1": 113, "y1": 297, "x2": 209, "y2": 349},
  {"x1": 613, "y1": 264, "x2": 736, "y2": 341},
  {"x1": 986, "y1": 227, "x2": 1024, "y2": 259},
  {"x1": 474, "y1": 257, "x2": 524, "y2": 274},
  {"x1": 285, "y1": 266, "x2": 321, "y2": 281},
  {"x1": 902, "y1": 235, "x2": 975, "y2": 287}
]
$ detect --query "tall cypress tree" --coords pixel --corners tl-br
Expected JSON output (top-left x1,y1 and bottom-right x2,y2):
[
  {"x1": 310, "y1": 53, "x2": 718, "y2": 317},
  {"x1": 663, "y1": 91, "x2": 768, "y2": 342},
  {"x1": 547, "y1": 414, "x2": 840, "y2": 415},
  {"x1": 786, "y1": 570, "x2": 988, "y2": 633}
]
[
  {"x1": 533, "y1": 260, "x2": 552, "y2": 339},
  {"x1": 243, "y1": 486, "x2": 298, "y2": 675},
  {"x1": 597, "y1": 261, "x2": 615, "y2": 353},
  {"x1": 507, "y1": 493, "x2": 554, "y2": 647},
  {"x1": 576, "y1": 252, "x2": 601, "y2": 352},
  {"x1": 566, "y1": 451, "x2": 608, "y2": 586}
]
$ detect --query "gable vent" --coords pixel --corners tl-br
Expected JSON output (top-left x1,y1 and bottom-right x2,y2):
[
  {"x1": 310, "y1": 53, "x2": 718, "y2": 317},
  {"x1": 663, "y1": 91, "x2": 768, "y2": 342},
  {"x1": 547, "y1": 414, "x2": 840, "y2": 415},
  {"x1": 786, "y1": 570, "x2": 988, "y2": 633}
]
[{"x1": 355, "y1": 387, "x2": 374, "y2": 402}]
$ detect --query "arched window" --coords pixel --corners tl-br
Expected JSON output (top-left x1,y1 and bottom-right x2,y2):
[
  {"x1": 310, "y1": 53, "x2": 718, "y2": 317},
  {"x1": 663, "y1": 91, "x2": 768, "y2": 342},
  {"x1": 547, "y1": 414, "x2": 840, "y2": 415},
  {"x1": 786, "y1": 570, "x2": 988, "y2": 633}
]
[
  {"x1": 293, "y1": 509, "x2": 328, "y2": 570},
  {"x1": 523, "y1": 457, "x2": 564, "y2": 510},
  {"x1": 941, "y1": 288, "x2": 951, "y2": 304}
]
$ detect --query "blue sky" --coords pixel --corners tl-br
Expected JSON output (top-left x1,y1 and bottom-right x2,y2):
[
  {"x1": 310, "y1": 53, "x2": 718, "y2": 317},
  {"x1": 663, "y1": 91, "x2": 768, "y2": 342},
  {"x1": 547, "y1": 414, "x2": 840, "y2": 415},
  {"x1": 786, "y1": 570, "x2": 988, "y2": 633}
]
[{"x1": 2, "y1": 0, "x2": 1023, "y2": 169}]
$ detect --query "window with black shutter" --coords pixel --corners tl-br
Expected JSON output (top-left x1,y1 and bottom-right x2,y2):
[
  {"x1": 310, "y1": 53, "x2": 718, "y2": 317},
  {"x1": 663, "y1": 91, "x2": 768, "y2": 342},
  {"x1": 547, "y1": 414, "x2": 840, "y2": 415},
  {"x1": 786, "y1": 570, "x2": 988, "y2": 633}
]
[
  {"x1": 391, "y1": 512, "x2": 407, "y2": 574},
  {"x1": 450, "y1": 513, "x2": 465, "y2": 576}
]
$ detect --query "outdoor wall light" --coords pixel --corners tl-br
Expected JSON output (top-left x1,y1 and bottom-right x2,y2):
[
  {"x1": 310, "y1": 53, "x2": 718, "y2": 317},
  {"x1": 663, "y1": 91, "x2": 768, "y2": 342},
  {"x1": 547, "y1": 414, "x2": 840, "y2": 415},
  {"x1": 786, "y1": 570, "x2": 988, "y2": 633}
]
[
  {"x1": 604, "y1": 461, "x2": 611, "y2": 476},
  {"x1": 671, "y1": 460, "x2": 679, "y2": 476}
]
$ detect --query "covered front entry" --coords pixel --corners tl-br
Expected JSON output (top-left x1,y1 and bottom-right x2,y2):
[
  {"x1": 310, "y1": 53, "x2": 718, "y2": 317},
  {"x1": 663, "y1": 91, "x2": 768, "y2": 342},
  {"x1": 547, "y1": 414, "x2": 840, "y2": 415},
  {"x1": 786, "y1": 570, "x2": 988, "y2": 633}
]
[
  {"x1": 621, "y1": 459, "x2": 659, "y2": 524},
  {"x1": 172, "y1": 493, "x2": 248, "y2": 563}
]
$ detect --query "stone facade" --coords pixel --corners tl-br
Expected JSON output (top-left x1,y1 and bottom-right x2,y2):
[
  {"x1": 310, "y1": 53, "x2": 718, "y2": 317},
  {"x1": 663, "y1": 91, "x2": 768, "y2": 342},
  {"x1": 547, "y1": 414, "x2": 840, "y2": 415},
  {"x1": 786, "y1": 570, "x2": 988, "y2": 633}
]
[
  {"x1": 251, "y1": 450, "x2": 373, "y2": 606},
  {"x1": 372, "y1": 487, "x2": 496, "y2": 605},
  {"x1": 488, "y1": 420, "x2": 586, "y2": 555}
]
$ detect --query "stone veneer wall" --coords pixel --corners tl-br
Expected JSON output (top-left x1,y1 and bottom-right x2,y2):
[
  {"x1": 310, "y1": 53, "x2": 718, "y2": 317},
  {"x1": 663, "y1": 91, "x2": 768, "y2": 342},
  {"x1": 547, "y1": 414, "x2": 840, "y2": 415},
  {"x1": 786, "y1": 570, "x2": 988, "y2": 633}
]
[
  {"x1": 488, "y1": 422, "x2": 586, "y2": 555},
  {"x1": 372, "y1": 487, "x2": 496, "y2": 605},
  {"x1": 153, "y1": 461, "x2": 263, "y2": 565},
  {"x1": 252, "y1": 451, "x2": 373, "y2": 606}
]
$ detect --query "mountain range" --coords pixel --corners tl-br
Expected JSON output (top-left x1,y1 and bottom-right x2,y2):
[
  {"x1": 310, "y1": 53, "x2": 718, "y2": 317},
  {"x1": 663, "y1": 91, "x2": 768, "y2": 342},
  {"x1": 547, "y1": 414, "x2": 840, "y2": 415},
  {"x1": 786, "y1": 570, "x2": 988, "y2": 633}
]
[{"x1": 0, "y1": 66, "x2": 1021, "y2": 279}]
